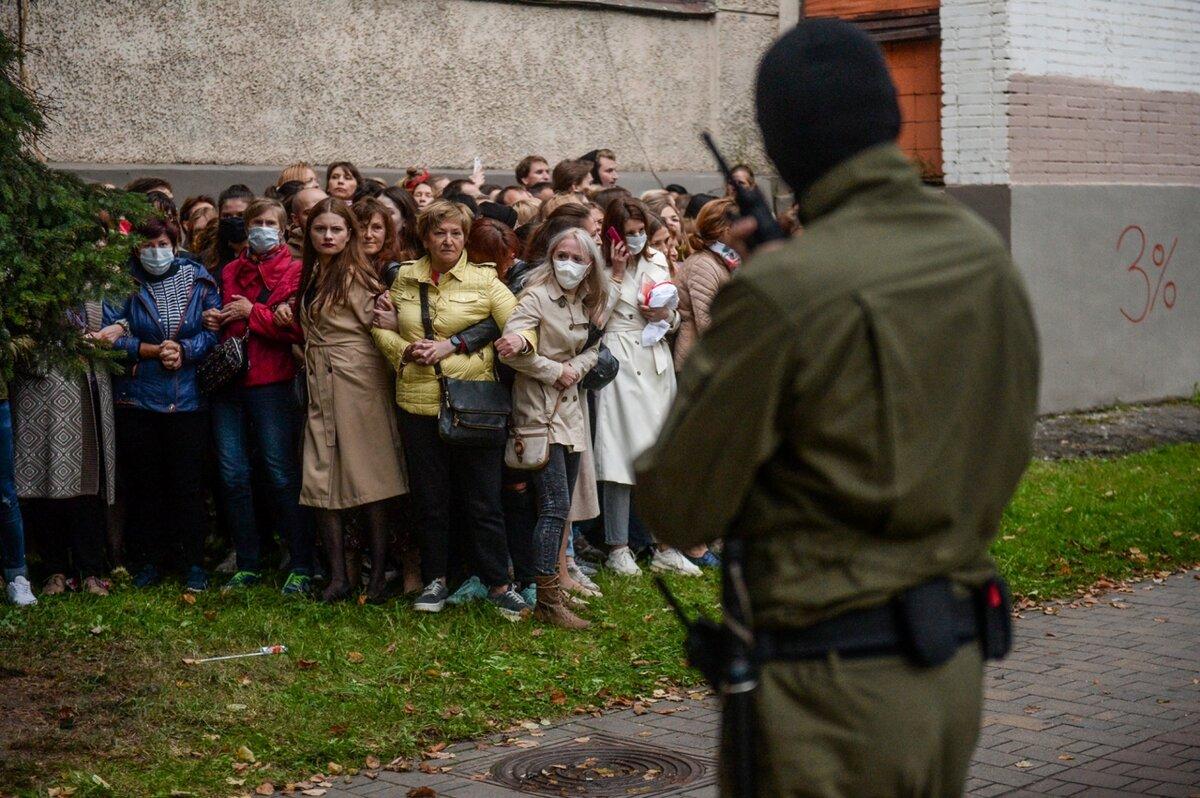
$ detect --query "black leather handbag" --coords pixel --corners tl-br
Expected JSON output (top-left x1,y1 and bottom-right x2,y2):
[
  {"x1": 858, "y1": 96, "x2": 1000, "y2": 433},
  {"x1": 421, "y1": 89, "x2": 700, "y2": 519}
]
[
  {"x1": 420, "y1": 283, "x2": 511, "y2": 447},
  {"x1": 198, "y1": 333, "x2": 248, "y2": 395},
  {"x1": 580, "y1": 324, "x2": 619, "y2": 392},
  {"x1": 198, "y1": 283, "x2": 272, "y2": 395}
]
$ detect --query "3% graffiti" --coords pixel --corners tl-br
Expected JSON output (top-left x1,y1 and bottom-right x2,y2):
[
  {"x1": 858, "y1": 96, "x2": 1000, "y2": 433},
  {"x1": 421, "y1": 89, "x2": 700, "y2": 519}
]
[{"x1": 1118, "y1": 224, "x2": 1178, "y2": 324}]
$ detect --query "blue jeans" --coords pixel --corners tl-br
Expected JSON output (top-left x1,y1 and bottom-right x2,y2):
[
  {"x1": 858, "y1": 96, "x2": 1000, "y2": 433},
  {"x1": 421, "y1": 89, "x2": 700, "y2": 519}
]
[
  {"x1": 212, "y1": 383, "x2": 309, "y2": 574},
  {"x1": 0, "y1": 401, "x2": 27, "y2": 581}
]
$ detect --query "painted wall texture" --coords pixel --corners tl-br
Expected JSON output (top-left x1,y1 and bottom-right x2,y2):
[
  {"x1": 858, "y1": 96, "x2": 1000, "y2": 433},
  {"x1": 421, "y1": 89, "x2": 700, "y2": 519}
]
[
  {"x1": 941, "y1": 0, "x2": 1200, "y2": 186},
  {"x1": 941, "y1": 1, "x2": 1200, "y2": 410},
  {"x1": 1012, "y1": 186, "x2": 1199, "y2": 411},
  {"x1": 1, "y1": 0, "x2": 784, "y2": 173}
]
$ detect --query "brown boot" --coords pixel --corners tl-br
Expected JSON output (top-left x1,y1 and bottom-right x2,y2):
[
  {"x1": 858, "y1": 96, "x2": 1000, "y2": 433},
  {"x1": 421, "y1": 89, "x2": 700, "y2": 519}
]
[{"x1": 533, "y1": 575, "x2": 590, "y2": 630}]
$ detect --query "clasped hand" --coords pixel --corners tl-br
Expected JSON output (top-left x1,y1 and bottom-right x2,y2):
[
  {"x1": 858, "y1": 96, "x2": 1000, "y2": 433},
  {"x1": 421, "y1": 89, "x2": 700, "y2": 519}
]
[
  {"x1": 158, "y1": 340, "x2": 183, "y2": 371},
  {"x1": 403, "y1": 338, "x2": 454, "y2": 365}
]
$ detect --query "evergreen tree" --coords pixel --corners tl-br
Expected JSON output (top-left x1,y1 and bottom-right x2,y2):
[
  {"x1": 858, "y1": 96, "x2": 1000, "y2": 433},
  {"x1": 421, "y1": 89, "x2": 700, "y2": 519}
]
[{"x1": 0, "y1": 31, "x2": 148, "y2": 382}]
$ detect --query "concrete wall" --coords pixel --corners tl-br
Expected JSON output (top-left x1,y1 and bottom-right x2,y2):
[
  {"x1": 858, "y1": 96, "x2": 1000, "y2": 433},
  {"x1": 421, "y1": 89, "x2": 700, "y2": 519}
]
[
  {"x1": 3, "y1": 0, "x2": 783, "y2": 175},
  {"x1": 1011, "y1": 186, "x2": 1199, "y2": 411}
]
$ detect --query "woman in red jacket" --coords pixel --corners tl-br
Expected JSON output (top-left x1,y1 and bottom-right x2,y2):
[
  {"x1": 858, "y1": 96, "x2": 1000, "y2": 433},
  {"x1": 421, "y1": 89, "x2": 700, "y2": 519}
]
[{"x1": 202, "y1": 198, "x2": 312, "y2": 596}]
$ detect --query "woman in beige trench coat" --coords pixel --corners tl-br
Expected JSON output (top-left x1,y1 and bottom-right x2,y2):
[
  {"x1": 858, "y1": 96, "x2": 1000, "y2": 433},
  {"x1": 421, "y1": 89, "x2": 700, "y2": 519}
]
[
  {"x1": 298, "y1": 199, "x2": 407, "y2": 603},
  {"x1": 497, "y1": 228, "x2": 605, "y2": 629}
]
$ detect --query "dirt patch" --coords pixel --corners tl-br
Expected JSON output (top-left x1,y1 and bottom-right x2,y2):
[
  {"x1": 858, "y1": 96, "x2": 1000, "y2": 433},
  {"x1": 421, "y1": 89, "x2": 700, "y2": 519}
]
[
  {"x1": 0, "y1": 651, "x2": 140, "y2": 790},
  {"x1": 1035, "y1": 401, "x2": 1200, "y2": 460}
]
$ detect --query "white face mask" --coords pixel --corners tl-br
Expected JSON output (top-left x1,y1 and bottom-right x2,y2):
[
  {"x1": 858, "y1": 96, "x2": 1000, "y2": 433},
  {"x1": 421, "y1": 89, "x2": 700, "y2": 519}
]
[
  {"x1": 552, "y1": 257, "x2": 590, "y2": 291},
  {"x1": 247, "y1": 225, "x2": 281, "y2": 255},
  {"x1": 139, "y1": 246, "x2": 174, "y2": 276},
  {"x1": 625, "y1": 232, "x2": 647, "y2": 256}
]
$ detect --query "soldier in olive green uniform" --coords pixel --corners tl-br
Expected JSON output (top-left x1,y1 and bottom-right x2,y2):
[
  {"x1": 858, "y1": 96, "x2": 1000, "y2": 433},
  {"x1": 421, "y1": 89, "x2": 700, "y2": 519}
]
[{"x1": 635, "y1": 20, "x2": 1040, "y2": 798}]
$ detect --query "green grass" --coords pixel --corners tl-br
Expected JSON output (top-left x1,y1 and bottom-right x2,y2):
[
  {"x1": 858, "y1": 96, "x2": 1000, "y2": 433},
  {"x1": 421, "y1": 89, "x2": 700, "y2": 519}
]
[
  {"x1": 2, "y1": 444, "x2": 1198, "y2": 798},
  {"x1": 994, "y1": 444, "x2": 1200, "y2": 598}
]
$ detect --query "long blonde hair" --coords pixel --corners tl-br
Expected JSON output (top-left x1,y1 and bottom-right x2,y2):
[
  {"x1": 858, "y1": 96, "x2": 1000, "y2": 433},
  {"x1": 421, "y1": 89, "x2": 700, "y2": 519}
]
[
  {"x1": 522, "y1": 228, "x2": 609, "y2": 327},
  {"x1": 299, "y1": 198, "x2": 382, "y2": 319}
]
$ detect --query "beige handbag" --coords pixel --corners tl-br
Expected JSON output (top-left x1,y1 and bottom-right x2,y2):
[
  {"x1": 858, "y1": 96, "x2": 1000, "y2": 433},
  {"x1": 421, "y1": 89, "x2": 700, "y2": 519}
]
[{"x1": 505, "y1": 390, "x2": 567, "y2": 470}]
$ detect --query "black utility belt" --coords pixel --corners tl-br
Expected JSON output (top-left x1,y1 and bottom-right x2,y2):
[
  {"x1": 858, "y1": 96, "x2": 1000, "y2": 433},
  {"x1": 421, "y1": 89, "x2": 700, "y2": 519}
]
[{"x1": 754, "y1": 577, "x2": 1012, "y2": 668}]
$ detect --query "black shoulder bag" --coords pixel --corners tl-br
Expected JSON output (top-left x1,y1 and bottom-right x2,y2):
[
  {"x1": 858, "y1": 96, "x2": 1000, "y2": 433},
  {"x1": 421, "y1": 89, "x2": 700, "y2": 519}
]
[
  {"x1": 580, "y1": 323, "x2": 619, "y2": 392},
  {"x1": 419, "y1": 283, "x2": 511, "y2": 447},
  {"x1": 197, "y1": 284, "x2": 273, "y2": 396}
]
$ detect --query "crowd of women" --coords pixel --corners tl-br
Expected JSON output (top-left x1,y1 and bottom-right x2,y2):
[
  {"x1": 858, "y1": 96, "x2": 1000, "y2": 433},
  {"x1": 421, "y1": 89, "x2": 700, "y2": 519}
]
[{"x1": 0, "y1": 152, "x2": 774, "y2": 629}]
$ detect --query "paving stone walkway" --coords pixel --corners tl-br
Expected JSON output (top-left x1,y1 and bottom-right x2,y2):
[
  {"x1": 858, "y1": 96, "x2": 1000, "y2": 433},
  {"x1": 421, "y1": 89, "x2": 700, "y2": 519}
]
[{"x1": 324, "y1": 569, "x2": 1200, "y2": 797}]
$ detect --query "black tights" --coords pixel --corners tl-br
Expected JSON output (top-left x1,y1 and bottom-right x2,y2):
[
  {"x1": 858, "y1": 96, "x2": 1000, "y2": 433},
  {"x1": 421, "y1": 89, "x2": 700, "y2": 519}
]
[{"x1": 316, "y1": 500, "x2": 389, "y2": 600}]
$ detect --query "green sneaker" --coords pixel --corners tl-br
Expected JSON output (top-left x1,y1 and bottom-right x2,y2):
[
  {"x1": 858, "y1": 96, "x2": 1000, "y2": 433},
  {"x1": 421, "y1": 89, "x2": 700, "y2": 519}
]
[
  {"x1": 222, "y1": 571, "x2": 261, "y2": 592},
  {"x1": 281, "y1": 571, "x2": 312, "y2": 597},
  {"x1": 519, "y1": 582, "x2": 537, "y2": 609},
  {"x1": 446, "y1": 575, "x2": 487, "y2": 606}
]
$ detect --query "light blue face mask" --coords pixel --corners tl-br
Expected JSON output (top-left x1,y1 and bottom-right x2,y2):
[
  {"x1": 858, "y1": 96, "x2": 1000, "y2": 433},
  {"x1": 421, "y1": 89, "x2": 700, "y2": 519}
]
[
  {"x1": 139, "y1": 246, "x2": 174, "y2": 276},
  {"x1": 247, "y1": 225, "x2": 281, "y2": 255},
  {"x1": 625, "y1": 232, "x2": 647, "y2": 256}
]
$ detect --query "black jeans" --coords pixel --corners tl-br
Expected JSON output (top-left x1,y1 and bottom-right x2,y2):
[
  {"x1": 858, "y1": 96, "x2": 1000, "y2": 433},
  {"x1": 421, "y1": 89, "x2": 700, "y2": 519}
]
[
  {"x1": 397, "y1": 410, "x2": 509, "y2": 588},
  {"x1": 531, "y1": 444, "x2": 580, "y2": 576},
  {"x1": 115, "y1": 408, "x2": 209, "y2": 572},
  {"x1": 502, "y1": 479, "x2": 537, "y2": 586},
  {"x1": 24, "y1": 494, "x2": 108, "y2": 579}
]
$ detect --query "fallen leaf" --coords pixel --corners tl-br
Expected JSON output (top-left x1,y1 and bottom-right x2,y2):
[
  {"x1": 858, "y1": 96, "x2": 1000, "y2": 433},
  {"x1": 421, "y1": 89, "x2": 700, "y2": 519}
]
[
  {"x1": 236, "y1": 745, "x2": 256, "y2": 763},
  {"x1": 365, "y1": 755, "x2": 381, "y2": 769},
  {"x1": 346, "y1": 652, "x2": 364, "y2": 664},
  {"x1": 203, "y1": 610, "x2": 218, "y2": 621},
  {"x1": 385, "y1": 642, "x2": 397, "y2": 654},
  {"x1": 574, "y1": 736, "x2": 591, "y2": 743},
  {"x1": 632, "y1": 702, "x2": 648, "y2": 715},
  {"x1": 1014, "y1": 760, "x2": 1034, "y2": 769},
  {"x1": 327, "y1": 762, "x2": 344, "y2": 775},
  {"x1": 406, "y1": 787, "x2": 437, "y2": 797},
  {"x1": 226, "y1": 703, "x2": 247, "y2": 711},
  {"x1": 327, "y1": 723, "x2": 348, "y2": 735},
  {"x1": 255, "y1": 782, "x2": 275, "y2": 796},
  {"x1": 226, "y1": 777, "x2": 246, "y2": 786},
  {"x1": 89, "y1": 625, "x2": 103, "y2": 636},
  {"x1": 550, "y1": 689, "x2": 567, "y2": 706},
  {"x1": 530, "y1": 628, "x2": 544, "y2": 637},
  {"x1": 232, "y1": 762, "x2": 250, "y2": 773},
  {"x1": 1057, "y1": 754, "x2": 1074, "y2": 761},
  {"x1": 91, "y1": 775, "x2": 112, "y2": 789},
  {"x1": 296, "y1": 659, "x2": 318, "y2": 670},
  {"x1": 301, "y1": 790, "x2": 327, "y2": 797},
  {"x1": 181, "y1": 592, "x2": 196, "y2": 604}
]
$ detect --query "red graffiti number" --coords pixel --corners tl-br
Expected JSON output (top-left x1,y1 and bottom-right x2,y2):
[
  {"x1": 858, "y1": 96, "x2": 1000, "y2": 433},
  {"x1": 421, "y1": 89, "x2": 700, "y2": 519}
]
[{"x1": 1119, "y1": 225, "x2": 1177, "y2": 324}]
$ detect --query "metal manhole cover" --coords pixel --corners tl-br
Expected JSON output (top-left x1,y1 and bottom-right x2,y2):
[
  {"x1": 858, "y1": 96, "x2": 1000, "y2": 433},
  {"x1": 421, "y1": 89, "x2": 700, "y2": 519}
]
[{"x1": 489, "y1": 733, "x2": 714, "y2": 796}]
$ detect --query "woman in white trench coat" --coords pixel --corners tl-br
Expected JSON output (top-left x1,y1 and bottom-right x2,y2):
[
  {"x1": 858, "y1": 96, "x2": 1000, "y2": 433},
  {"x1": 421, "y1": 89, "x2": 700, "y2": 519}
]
[{"x1": 593, "y1": 198, "x2": 701, "y2": 577}]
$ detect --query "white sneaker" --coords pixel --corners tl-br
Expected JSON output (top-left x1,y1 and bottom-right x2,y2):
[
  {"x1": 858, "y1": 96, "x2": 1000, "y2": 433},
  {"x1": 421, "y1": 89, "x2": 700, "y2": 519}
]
[
  {"x1": 606, "y1": 546, "x2": 642, "y2": 576},
  {"x1": 651, "y1": 547, "x2": 703, "y2": 577},
  {"x1": 567, "y1": 562, "x2": 603, "y2": 597},
  {"x1": 6, "y1": 575, "x2": 37, "y2": 606}
]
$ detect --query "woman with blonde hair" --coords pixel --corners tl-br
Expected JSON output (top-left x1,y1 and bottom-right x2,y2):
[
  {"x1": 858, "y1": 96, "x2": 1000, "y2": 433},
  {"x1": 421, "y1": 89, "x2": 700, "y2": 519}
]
[
  {"x1": 299, "y1": 198, "x2": 407, "y2": 603},
  {"x1": 495, "y1": 228, "x2": 606, "y2": 628},
  {"x1": 372, "y1": 200, "x2": 531, "y2": 619},
  {"x1": 510, "y1": 198, "x2": 541, "y2": 227},
  {"x1": 277, "y1": 162, "x2": 319, "y2": 190}
]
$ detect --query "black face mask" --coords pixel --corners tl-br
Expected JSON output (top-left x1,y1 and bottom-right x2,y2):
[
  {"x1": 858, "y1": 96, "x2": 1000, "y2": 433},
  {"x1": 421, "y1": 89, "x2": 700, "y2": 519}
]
[{"x1": 219, "y1": 215, "x2": 247, "y2": 245}]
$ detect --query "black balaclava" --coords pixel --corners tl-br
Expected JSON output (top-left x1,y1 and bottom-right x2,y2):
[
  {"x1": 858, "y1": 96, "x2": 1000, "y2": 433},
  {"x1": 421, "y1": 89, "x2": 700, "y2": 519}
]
[{"x1": 755, "y1": 19, "x2": 901, "y2": 198}]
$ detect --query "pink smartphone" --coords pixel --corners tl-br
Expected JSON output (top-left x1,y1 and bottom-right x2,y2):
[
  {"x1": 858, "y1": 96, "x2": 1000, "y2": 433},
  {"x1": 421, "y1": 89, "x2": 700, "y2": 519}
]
[{"x1": 606, "y1": 226, "x2": 623, "y2": 246}]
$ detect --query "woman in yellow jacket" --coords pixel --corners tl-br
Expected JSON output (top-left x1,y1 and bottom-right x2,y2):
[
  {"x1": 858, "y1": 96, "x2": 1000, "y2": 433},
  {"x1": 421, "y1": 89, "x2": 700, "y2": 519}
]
[{"x1": 372, "y1": 200, "x2": 534, "y2": 619}]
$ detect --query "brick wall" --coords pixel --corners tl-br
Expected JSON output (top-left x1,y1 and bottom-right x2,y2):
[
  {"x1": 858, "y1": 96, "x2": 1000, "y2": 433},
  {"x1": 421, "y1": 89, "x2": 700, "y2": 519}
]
[
  {"x1": 883, "y1": 39, "x2": 943, "y2": 179},
  {"x1": 942, "y1": 0, "x2": 1200, "y2": 186}
]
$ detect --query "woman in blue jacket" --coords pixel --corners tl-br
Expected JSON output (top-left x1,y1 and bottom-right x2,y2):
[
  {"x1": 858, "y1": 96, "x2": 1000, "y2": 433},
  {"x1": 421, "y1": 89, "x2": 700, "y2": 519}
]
[{"x1": 106, "y1": 217, "x2": 220, "y2": 592}]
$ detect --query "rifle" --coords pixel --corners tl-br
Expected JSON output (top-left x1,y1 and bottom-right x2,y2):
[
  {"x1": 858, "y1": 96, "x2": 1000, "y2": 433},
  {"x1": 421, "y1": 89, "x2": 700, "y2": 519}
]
[
  {"x1": 701, "y1": 132, "x2": 786, "y2": 251},
  {"x1": 655, "y1": 537, "x2": 758, "y2": 797}
]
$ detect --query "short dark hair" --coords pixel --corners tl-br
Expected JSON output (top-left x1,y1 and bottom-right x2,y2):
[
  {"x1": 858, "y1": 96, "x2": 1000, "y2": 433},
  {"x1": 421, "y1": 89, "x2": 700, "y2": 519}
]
[
  {"x1": 145, "y1": 190, "x2": 179, "y2": 227},
  {"x1": 275, "y1": 180, "x2": 306, "y2": 211},
  {"x1": 529, "y1": 181, "x2": 553, "y2": 195},
  {"x1": 325, "y1": 161, "x2": 363, "y2": 191},
  {"x1": 665, "y1": 183, "x2": 689, "y2": 194},
  {"x1": 580, "y1": 148, "x2": 616, "y2": 182},
  {"x1": 552, "y1": 159, "x2": 592, "y2": 194},
  {"x1": 179, "y1": 195, "x2": 216, "y2": 224},
  {"x1": 135, "y1": 216, "x2": 180, "y2": 247},
  {"x1": 497, "y1": 186, "x2": 526, "y2": 206},
  {"x1": 218, "y1": 184, "x2": 255, "y2": 213},
  {"x1": 515, "y1": 154, "x2": 548, "y2": 183},
  {"x1": 442, "y1": 179, "x2": 475, "y2": 197},
  {"x1": 443, "y1": 192, "x2": 479, "y2": 218},
  {"x1": 592, "y1": 186, "x2": 631, "y2": 213},
  {"x1": 125, "y1": 176, "x2": 173, "y2": 195}
]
